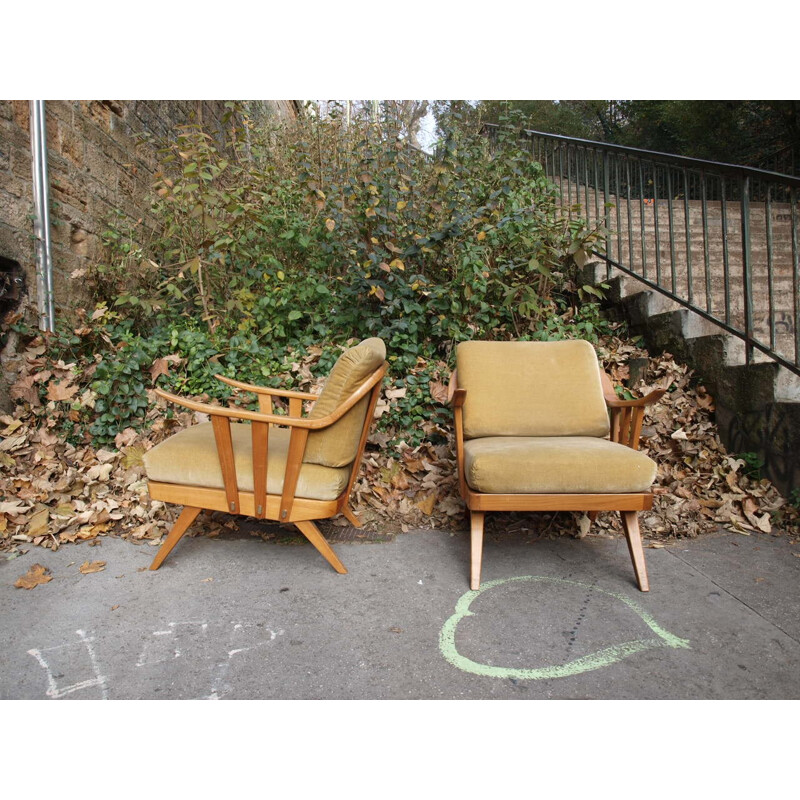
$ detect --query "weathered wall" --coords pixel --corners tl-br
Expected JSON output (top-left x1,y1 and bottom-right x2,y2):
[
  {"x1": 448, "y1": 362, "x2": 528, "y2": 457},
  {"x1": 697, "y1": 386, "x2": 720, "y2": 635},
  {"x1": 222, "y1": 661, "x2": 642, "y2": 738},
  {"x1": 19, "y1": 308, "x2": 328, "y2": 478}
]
[{"x1": 0, "y1": 100, "x2": 298, "y2": 321}]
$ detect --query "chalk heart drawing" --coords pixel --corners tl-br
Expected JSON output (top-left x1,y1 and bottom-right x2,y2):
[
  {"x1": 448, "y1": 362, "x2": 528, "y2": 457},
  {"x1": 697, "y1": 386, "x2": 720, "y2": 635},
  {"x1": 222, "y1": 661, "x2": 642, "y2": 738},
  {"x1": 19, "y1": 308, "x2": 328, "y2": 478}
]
[{"x1": 439, "y1": 576, "x2": 690, "y2": 680}]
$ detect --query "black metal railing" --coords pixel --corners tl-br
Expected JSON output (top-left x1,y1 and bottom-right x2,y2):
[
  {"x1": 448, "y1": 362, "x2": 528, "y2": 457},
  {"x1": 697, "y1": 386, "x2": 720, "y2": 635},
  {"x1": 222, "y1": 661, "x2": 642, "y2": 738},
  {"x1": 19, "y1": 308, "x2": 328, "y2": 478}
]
[{"x1": 483, "y1": 124, "x2": 800, "y2": 376}]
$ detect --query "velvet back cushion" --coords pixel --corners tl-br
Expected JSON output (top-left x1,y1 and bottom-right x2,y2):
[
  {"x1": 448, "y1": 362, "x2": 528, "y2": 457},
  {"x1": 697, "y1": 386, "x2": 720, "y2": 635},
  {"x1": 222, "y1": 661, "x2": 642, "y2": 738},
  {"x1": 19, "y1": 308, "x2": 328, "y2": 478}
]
[
  {"x1": 303, "y1": 337, "x2": 386, "y2": 468},
  {"x1": 456, "y1": 339, "x2": 610, "y2": 439}
]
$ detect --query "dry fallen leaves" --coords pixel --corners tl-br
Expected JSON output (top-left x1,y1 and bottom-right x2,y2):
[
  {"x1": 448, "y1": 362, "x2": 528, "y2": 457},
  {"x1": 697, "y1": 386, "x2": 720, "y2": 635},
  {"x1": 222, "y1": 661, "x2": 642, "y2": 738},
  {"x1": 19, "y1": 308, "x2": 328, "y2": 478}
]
[
  {"x1": 15, "y1": 563, "x2": 53, "y2": 589},
  {"x1": 1, "y1": 331, "x2": 798, "y2": 561},
  {"x1": 79, "y1": 560, "x2": 107, "y2": 574},
  {"x1": 46, "y1": 380, "x2": 79, "y2": 403}
]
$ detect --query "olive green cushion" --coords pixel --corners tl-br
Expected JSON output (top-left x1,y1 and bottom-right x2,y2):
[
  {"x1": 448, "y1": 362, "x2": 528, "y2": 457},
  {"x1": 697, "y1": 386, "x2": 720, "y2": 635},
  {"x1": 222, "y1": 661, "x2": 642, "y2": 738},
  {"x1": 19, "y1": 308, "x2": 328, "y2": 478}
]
[
  {"x1": 143, "y1": 422, "x2": 350, "y2": 501},
  {"x1": 456, "y1": 340, "x2": 610, "y2": 439},
  {"x1": 303, "y1": 337, "x2": 385, "y2": 468},
  {"x1": 463, "y1": 436, "x2": 657, "y2": 494}
]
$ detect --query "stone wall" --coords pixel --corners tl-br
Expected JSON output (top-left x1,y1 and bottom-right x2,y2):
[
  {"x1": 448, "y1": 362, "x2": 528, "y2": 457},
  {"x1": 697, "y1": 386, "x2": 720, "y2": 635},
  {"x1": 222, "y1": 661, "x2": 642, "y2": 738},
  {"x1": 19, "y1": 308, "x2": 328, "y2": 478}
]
[{"x1": 0, "y1": 100, "x2": 299, "y2": 322}]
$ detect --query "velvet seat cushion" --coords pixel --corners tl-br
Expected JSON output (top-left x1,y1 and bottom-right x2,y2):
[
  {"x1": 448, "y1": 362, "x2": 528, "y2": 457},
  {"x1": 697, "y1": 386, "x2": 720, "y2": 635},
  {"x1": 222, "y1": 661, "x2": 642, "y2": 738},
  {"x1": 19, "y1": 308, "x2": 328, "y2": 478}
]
[
  {"x1": 463, "y1": 436, "x2": 657, "y2": 494},
  {"x1": 303, "y1": 337, "x2": 386, "y2": 468},
  {"x1": 456, "y1": 339, "x2": 610, "y2": 439},
  {"x1": 143, "y1": 422, "x2": 350, "y2": 501}
]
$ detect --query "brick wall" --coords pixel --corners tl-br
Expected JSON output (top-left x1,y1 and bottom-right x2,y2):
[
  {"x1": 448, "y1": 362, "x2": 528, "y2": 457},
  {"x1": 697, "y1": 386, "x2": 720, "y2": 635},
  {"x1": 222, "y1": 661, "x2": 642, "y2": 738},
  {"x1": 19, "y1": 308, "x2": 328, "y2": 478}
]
[{"x1": 0, "y1": 100, "x2": 298, "y2": 321}]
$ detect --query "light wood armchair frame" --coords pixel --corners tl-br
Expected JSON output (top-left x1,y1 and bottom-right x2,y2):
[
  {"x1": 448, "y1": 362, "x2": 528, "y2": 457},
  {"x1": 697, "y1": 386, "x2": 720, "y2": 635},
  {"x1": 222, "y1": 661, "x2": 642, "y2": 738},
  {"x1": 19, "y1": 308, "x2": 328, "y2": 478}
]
[
  {"x1": 147, "y1": 362, "x2": 388, "y2": 573},
  {"x1": 448, "y1": 369, "x2": 665, "y2": 592}
]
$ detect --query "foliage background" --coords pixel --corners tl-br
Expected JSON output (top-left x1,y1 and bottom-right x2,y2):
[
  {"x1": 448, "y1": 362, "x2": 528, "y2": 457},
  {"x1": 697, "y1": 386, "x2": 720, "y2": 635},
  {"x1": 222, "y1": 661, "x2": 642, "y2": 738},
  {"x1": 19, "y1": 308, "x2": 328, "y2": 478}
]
[
  {"x1": 472, "y1": 100, "x2": 800, "y2": 173},
  {"x1": 20, "y1": 103, "x2": 610, "y2": 448}
]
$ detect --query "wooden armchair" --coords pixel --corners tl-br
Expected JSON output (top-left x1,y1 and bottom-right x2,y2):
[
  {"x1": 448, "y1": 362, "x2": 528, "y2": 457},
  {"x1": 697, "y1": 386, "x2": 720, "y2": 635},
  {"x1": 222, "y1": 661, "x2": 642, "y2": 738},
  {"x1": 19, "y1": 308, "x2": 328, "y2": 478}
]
[
  {"x1": 143, "y1": 338, "x2": 388, "y2": 574},
  {"x1": 448, "y1": 340, "x2": 665, "y2": 592}
]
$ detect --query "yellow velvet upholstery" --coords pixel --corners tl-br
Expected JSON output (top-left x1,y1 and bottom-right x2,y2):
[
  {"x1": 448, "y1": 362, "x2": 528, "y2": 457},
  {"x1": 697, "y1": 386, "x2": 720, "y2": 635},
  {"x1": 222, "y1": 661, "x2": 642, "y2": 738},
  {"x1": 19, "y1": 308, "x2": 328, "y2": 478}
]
[
  {"x1": 456, "y1": 339, "x2": 610, "y2": 439},
  {"x1": 463, "y1": 436, "x2": 657, "y2": 494},
  {"x1": 143, "y1": 422, "x2": 350, "y2": 500},
  {"x1": 303, "y1": 337, "x2": 387, "y2": 468}
]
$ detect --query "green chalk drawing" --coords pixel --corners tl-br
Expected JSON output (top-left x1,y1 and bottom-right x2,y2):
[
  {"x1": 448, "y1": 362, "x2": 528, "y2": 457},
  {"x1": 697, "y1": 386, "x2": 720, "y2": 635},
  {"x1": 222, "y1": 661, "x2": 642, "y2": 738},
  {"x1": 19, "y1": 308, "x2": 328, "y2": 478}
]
[{"x1": 439, "y1": 576, "x2": 690, "y2": 680}]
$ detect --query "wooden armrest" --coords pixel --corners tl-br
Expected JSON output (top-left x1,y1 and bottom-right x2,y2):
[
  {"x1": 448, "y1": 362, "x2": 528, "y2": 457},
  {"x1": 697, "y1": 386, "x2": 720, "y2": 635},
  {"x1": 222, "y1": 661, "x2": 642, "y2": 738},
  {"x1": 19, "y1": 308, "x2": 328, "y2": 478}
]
[
  {"x1": 155, "y1": 388, "x2": 314, "y2": 427},
  {"x1": 600, "y1": 370, "x2": 665, "y2": 408},
  {"x1": 214, "y1": 374, "x2": 319, "y2": 402},
  {"x1": 156, "y1": 363, "x2": 386, "y2": 431},
  {"x1": 447, "y1": 370, "x2": 466, "y2": 408},
  {"x1": 599, "y1": 370, "x2": 664, "y2": 450},
  {"x1": 605, "y1": 388, "x2": 666, "y2": 409}
]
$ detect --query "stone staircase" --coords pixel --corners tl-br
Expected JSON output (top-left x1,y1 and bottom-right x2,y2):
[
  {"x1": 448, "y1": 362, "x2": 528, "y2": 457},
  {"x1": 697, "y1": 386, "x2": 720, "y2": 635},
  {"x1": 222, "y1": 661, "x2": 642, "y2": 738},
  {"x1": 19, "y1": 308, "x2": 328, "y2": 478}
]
[{"x1": 571, "y1": 186, "x2": 800, "y2": 498}]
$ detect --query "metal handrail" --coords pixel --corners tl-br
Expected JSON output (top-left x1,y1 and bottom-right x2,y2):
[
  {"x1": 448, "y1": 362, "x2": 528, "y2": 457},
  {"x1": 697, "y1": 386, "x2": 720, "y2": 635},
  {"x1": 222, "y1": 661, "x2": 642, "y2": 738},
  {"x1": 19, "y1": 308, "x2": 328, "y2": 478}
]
[{"x1": 481, "y1": 123, "x2": 800, "y2": 376}]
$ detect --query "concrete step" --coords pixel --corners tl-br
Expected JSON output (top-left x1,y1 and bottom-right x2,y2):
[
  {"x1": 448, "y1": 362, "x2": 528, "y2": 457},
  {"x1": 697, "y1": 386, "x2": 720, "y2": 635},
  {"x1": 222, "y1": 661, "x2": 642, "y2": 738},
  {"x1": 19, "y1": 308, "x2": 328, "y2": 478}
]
[
  {"x1": 578, "y1": 205, "x2": 800, "y2": 497},
  {"x1": 586, "y1": 260, "x2": 800, "y2": 400}
]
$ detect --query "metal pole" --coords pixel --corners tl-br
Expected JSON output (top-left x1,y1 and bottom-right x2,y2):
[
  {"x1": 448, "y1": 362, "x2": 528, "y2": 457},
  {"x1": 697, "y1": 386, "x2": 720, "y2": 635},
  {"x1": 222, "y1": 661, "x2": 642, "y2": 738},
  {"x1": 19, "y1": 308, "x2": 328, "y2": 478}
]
[
  {"x1": 603, "y1": 151, "x2": 611, "y2": 279},
  {"x1": 741, "y1": 175, "x2": 754, "y2": 364},
  {"x1": 29, "y1": 100, "x2": 55, "y2": 332}
]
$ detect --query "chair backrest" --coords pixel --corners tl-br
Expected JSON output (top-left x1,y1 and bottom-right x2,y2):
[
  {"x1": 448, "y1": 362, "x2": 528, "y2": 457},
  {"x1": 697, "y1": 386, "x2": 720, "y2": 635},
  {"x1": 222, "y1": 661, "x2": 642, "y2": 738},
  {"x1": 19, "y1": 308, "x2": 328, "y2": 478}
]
[
  {"x1": 303, "y1": 337, "x2": 386, "y2": 468},
  {"x1": 456, "y1": 339, "x2": 610, "y2": 439}
]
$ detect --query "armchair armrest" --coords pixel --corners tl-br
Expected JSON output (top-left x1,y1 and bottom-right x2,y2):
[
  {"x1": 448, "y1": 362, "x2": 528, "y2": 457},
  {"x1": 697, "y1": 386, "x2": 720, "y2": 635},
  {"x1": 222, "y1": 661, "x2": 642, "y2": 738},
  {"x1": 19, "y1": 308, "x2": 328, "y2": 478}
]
[
  {"x1": 214, "y1": 374, "x2": 319, "y2": 416},
  {"x1": 447, "y1": 369, "x2": 466, "y2": 408},
  {"x1": 214, "y1": 374, "x2": 319, "y2": 400},
  {"x1": 156, "y1": 363, "x2": 383, "y2": 431},
  {"x1": 155, "y1": 388, "x2": 317, "y2": 429},
  {"x1": 600, "y1": 371, "x2": 665, "y2": 450}
]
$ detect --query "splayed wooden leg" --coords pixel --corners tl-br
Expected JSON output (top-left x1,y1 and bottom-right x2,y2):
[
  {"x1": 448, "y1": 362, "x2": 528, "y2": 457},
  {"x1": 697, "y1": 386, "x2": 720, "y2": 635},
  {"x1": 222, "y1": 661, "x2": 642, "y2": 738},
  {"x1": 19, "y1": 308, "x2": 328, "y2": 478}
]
[
  {"x1": 149, "y1": 506, "x2": 202, "y2": 570},
  {"x1": 294, "y1": 520, "x2": 347, "y2": 574},
  {"x1": 342, "y1": 506, "x2": 363, "y2": 528},
  {"x1": 470, "y1": 511, "x2": 485, "y2": 591},
  {"x1": 621, "y1": 511, "x2": 650, "y2": 592}
]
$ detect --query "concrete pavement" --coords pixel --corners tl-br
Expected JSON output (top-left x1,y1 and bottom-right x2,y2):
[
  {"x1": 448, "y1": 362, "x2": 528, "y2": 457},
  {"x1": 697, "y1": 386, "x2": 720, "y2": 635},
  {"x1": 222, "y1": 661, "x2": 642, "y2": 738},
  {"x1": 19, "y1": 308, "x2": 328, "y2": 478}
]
[{"x1": 2, "y1": 523, "x2": 799, "y2": 699}]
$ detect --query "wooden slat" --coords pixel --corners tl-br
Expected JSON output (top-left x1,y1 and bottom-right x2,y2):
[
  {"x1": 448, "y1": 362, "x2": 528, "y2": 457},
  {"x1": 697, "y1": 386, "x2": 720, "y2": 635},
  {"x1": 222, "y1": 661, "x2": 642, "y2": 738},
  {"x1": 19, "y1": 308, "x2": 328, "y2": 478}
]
[
  {"x1": 620, "y1": 407, "x2": 632, "y2": 447},
  {"x1": 257, "y1": 395, "x2": 273, "y2": 415},
  {"x1": 453, "y1": 403, "x2": 467, "y2": 500},
  {"x1": 211, "y1": 416, "x2": 239, "y2": 514},
  {"x1": 251, "y1": 421, "x2": 269, "y2": 519},
  {"x1": 448, "y1": 372, "x2": 469, "y2": 502},
  {"x1": 610, "y1": 408, "x2": 621, "y2": 443},
  {"x1": 279, "y1": 426, "x2": 310, "y2": 521},
  {"x1": 629, "y1": 407, "x2": 645, "y2": 451}
]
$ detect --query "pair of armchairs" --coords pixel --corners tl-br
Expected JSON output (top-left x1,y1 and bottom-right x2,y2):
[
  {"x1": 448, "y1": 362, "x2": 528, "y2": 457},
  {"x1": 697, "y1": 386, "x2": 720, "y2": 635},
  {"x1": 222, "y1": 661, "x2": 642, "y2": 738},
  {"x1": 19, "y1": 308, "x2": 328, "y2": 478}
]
[{"x1": 143, "y1": 337, "x2": 662, "y2": 590}]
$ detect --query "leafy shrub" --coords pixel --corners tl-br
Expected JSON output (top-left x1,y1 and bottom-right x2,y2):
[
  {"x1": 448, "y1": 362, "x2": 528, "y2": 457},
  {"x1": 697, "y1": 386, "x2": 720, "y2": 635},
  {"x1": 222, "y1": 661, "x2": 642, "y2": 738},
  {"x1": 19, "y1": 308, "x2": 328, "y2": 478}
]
[{"x1": 53, "y1": 106, "x2": 617, "y2": 445}]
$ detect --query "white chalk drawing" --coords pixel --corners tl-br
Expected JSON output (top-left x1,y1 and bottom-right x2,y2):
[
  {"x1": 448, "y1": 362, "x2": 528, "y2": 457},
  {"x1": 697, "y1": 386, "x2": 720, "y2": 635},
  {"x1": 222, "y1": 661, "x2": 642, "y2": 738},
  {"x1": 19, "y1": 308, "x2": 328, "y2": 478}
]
[
  {"x1": 28, "y1": 629, "x2": 109, "y2": 700},
  {"x1": 439, "y1": 576, "x2": 691, "y2": 680},
  {"x1": 135, "y1": 619, "x2": 284, "y2": 699},
  {"x1": 26, "y1": 618, "x2": 283, "y2": 700},
  {"x1": 204, "y1": 622, "x2": 284, "y2": 700},
  {"x1": 136, "y1": 620, "x2": 209, "y2": 667}
]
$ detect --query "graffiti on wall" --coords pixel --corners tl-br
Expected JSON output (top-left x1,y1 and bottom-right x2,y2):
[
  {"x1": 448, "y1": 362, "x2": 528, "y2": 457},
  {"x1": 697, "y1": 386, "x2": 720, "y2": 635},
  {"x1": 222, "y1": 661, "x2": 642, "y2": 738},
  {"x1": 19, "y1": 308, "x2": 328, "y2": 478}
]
[{"x1": 726, "y1": 403, "x2": 799, "y2": 496}]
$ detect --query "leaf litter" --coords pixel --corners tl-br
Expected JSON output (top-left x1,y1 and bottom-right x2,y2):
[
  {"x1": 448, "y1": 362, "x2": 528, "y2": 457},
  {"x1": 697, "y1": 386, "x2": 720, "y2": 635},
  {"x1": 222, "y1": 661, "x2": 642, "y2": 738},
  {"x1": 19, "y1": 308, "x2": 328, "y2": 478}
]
[{"x1": 1, "y1": 331, "x2": 798, "y2": 562}]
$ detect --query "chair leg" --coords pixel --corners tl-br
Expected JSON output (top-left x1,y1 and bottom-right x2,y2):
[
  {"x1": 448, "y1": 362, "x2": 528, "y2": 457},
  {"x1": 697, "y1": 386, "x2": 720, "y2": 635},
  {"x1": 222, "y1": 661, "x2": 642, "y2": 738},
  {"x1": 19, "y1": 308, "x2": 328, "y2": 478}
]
[
  {"x1": 149, "y1": 506, "x2": 202, "y2": 570},
  {"x1": 342, "y1": 506, "x2": 362, "y2": 528},
  {"x1": 294, "y1": 520, "x2": 348, "y2": 574},
  {"x1": 620, "y1": 511, "x2": 650, "y2": 592},
  {"x1": 470, "y1": 511, "x2": 485, "y2": 591}
]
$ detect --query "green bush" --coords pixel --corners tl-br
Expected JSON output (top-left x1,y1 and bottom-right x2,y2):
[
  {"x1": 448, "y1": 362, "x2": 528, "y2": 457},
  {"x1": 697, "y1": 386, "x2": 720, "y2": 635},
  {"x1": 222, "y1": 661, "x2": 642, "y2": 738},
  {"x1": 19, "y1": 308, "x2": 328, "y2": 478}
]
[{"x1": 46, "y1": 107, "x2": 616, "y2": 445}]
